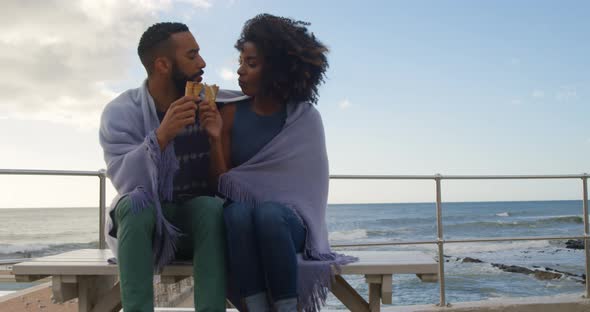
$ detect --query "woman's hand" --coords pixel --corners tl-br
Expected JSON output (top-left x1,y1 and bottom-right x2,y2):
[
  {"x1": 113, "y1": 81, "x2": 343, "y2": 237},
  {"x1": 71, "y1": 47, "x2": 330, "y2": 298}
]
[{"x1": 198, "y1": 101, "x2": 223, "y2": 142}]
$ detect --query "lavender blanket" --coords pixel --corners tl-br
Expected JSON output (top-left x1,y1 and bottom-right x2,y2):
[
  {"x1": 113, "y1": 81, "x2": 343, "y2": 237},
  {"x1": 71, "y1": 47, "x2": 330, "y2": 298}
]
[
  {"x1": 219, "y1": 101, "x2": 357, "y2": 312},
  {"x1": 99, "y1": 80, "x2": 247, "y2": 271}
]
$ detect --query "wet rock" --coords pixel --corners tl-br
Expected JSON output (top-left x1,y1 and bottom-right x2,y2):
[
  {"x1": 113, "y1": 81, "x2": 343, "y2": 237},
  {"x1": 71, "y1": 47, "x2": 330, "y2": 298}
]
[
  {"x1": 462, "y1": 257, "x2": 484, "y2": 263},
  {"x1": 491, "y1": 263, "x2": 534, "y2": 275},
  {"x1": 492, "y1": 263, "x2": 564, "y2": 280},
  {"x1": 534, "y1": 270, "x2": 562, "y2": 280},
  {"x1": 544, "y1": 267, "x2": 576, "y2": 277},
  {"x1": 566, "y1": 239, "x2": 584, "y2": 250}
]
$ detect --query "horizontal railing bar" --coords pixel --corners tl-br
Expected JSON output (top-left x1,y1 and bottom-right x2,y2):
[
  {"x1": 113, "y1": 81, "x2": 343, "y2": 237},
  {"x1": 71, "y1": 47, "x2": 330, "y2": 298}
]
[
  {"x1": 444, "y1": 235, "x2": 587, "y2": 244},
  {"x1": 439, "y1": 174, "x2": 587, "y2": 180},
  {"x1": 332, "y1": 240, "x2": 436, "y2": 248},
  {"x1": 331, "y1": 175, "x2": 439, "y2": 180},
  {"x1": 331, "y1": 235, "x2": 586, "y2": 248},
  {"x1": 330, "y1": 174, "x2": 588, "y2": 180},
  {"x1": 1, "y1": 170, "x2": 587, "y2": 180},
  {"x1": 0, "y1": 169, "x2": 103, "y2": 177}
]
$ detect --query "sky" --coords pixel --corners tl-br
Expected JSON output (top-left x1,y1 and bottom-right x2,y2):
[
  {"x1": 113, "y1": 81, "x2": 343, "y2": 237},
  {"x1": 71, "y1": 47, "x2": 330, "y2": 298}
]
[{"x1": 0, "y1": 0, "x2": 588, "y2": 208}]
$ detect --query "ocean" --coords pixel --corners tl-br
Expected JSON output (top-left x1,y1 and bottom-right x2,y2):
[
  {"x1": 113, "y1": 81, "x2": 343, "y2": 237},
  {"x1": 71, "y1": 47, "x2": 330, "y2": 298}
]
[{"x1": 0, "y1": 200, "x2": 586, "y2": 308}]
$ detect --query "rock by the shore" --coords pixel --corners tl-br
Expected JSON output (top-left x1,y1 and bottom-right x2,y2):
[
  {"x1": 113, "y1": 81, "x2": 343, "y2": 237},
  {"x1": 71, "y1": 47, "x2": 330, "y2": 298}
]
[
  {"x1": 566, "y1": 239, "x2": 584, "y2": 250},
  {"x1": 491, "y1": 263, "x2": 567, "y2": 281},
  {"x1": 451, "y1": 254, "x2": 584, "y2": 283},
  {"x1": 534, "y1": 271, "x2": 563, "y2": 280},
  {"x1": 462, "y1": 257, "x2": 484, "y2": 263},
  {"x1": 492, "y1": 263, "x2": 534, "y2": 275}
]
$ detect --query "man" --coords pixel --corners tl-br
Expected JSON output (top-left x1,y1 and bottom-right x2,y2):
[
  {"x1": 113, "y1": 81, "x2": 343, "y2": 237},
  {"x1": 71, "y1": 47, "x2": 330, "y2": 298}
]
[{"x1": 99, "y1": 22, "x2": 245, "y2": 312}]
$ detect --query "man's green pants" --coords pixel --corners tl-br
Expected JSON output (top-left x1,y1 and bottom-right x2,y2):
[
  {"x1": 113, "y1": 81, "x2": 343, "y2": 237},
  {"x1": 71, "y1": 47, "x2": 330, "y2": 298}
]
[{"x1": 114, "y1": 196, "x2": 226, "y2": 312}]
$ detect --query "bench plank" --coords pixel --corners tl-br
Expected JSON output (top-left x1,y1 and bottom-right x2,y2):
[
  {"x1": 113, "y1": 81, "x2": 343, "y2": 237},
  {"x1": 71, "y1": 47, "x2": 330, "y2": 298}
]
[
  {"x1": 15, "y1": 249, "x2": 437, "y2": 270},
  {"x1": 339, "y1": 251, "x2": 438, "y2": 275},
  {"x1": 13, "y1": 248, "x2": 438, "y2": 312},
  {"x1": 14, "y1": 249, "x2": 438, "y2": 277}
]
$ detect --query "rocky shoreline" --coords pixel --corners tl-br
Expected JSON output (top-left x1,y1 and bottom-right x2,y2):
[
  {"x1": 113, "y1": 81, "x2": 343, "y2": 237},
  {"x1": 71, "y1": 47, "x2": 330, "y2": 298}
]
[
  {"x1": 444, "y1": 254, "x2": 586, "y2": 283},
  {"x1": 443, "y1": 240, "x2": 587, "y2": 284},
  {"x1": 565, "y1": 239, "x2": 585, "y2": 250}
]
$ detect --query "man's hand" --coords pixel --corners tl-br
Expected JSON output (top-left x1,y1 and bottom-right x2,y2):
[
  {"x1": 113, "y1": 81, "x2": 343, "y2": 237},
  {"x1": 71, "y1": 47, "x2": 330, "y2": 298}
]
[
  {"x1": 198, "y1": 101, "x2": 223, "y2": 142},
  {"x1": 156, "y1": 96, "x2": 198, "y2": 150}
]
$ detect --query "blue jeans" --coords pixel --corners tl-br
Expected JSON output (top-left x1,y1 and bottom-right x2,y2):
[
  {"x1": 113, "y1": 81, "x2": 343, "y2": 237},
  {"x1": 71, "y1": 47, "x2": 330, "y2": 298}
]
[{"x1": 224, "y1": 201, "x2": 306, "y2": 301}]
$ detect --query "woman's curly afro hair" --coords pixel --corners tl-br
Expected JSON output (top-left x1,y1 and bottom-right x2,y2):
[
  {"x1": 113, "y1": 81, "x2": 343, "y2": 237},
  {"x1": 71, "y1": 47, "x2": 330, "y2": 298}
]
[{"x1": 236, "y1": 13, "x2": 329, "y2": 104}]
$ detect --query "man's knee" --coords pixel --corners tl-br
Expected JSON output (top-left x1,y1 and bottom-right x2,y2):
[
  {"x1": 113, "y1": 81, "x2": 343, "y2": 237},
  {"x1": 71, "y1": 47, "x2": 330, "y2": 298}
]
[
  {"x1": 115, "y1": 196, "x2": 156, "y2": 230},
  {"x1": 186, "y1": 196, "x2": 224, "y2": 229}
]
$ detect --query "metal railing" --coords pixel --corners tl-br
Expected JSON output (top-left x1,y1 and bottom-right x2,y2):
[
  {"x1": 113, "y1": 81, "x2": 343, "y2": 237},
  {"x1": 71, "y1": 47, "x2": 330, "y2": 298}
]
[
  {"x1": 330, "y1": 173, "x2": 590, "y2": 306},
  {"x1": 1, "y1": 169, "x2": 588, "y2": 306},
  {"x1": 0, "y1": 169, "x2": 107, "y2": 249}
]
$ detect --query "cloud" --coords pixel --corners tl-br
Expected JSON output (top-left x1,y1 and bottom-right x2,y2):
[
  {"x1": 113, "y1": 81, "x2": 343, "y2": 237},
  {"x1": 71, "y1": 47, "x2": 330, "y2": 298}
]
[
  {"x1": 177, "y1": 0, "x2": 213, "y2": 8},
  {"x1": 4, "y1": 82, "x2": 120, "y2": 129},
  {"x1": 0, "y1": 0, "x2": 212, "y2": 128},
  {"x1": 338, "y1": 98, "x2": 352, "y2": 109},
  {"x1": 531, "y1": 90, "x2": 544, "y2": 98},
  {"x1": 510, "y1": 99, "x2": 522, "y2": 105},
  {"x1": 555, "y1": 86, "x2": 577, "y2": 102},
  {"x1": 219, "y1": 67, "x2": 238, "y2": 82}
]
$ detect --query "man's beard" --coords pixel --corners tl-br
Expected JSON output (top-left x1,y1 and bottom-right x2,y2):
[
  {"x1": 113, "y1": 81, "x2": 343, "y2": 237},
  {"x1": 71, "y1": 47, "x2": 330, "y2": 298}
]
[
  {"x1": 171, "y1": 64, "x2": 192, "y2": 96},
  {"x1": 171, "y1": 62, "x2": 203, "y2": 96}
]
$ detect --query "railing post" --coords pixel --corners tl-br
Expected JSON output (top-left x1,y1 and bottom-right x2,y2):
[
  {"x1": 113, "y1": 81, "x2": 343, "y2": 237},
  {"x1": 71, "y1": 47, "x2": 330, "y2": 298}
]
[
  {"x1": 582, "y1": 174, "x2": 589, "y2": 297},
  {"x1": 434, "y1": 174, "x2": 447, "y2": 307},
  {"x1": 99, "y1": 169, "x2": 107, "y2": 249}
]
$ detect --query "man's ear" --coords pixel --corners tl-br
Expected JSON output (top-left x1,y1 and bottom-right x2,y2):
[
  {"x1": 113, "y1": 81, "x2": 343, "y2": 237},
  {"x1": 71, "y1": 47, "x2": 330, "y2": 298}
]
[{"x1": 154, "y1": 56, "x2": 172, "y2": 75}]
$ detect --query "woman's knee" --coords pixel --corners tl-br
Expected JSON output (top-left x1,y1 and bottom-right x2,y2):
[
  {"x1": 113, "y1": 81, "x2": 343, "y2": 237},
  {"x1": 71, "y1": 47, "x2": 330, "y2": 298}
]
[
  {"x1": 252, "y1": 202, "x2": 289, "y2": 235},
  {"x1": 223, "y1": 202, "x2": 254, "y2": 229}
]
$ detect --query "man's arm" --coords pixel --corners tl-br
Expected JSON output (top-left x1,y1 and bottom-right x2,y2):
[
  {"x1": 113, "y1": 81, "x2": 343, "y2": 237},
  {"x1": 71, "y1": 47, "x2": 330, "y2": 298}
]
[
  {"x1": 100, "y1": 95, "x2": 199, "y2": 201},
  {"x1": 156, "y1": 96, "x2": 199, "y2": 150}
]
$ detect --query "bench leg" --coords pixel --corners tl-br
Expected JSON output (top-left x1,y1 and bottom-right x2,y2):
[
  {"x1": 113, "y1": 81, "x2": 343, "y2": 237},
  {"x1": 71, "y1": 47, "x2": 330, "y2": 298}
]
[
  {"x1": 77, "y1": 276, "x2": 121, "y2": 312},
  {"x1": 381, "y1": 275, "x2": 392, "y2": 304},
  {"x1": 368, "y1": 283, "x2": 381, "y2": 312},
  {"x1": 365, "y1": 274, "x2": 393, "y2": 312},
  {"x1": 52, "y1": 275, "x2": 78, "y2": 303},
  {"x1": 331, "y1": 275, "x2": 369, "y2": 312}
]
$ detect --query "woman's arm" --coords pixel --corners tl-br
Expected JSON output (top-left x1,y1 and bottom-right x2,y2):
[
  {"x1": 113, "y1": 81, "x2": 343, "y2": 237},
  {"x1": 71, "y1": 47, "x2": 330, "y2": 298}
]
[
  {"x1": 219, "y1": 103, "x2": 235, "y2": 171},
  {"x1": 204, "y1": 103, "x2": 236, "y2": 186}
]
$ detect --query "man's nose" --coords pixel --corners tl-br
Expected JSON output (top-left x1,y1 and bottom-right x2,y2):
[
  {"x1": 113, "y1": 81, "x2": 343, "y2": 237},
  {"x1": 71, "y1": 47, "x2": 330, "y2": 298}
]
[{"x1": 198, "y1": 55, "x2": 206, "y2": 69}]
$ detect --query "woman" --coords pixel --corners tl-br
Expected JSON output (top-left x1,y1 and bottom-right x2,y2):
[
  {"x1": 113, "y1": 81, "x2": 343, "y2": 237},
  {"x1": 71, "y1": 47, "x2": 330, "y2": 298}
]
[{"x1": 201, "y1": 13, "x2": 356, "y2": 312}]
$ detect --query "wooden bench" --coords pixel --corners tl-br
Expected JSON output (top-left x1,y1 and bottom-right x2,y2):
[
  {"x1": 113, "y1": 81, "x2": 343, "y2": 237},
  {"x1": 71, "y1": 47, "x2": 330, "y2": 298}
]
[{"x1": 12, "y1": 249, "x2": 438, "y2": 312}]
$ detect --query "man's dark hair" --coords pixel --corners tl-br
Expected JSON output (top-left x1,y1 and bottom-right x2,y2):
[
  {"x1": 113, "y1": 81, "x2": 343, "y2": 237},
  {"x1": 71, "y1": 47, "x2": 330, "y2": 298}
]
[
  {"x1": 138, "y1": 22, "x2": 189, "y2": 74},
  {"x1": 235, "y1": 14, "x2": 329, "y2": 104}
]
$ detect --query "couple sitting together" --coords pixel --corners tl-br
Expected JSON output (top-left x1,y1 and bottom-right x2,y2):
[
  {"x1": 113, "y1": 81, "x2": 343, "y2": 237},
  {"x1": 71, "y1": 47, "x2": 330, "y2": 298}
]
[{"x1": 99, "y1": 13, "x2": 355, "y2": 312}]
